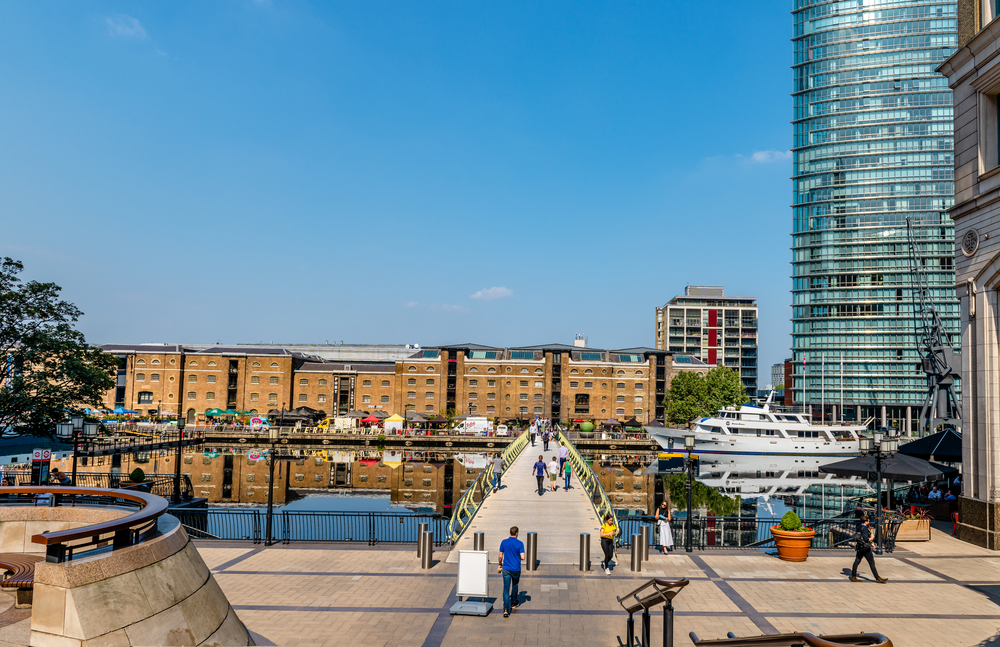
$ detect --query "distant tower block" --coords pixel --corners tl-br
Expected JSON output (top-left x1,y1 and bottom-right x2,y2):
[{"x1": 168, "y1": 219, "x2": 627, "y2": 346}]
[{"x1": 574, "y1": 334, "x2": 587, "y2": 348}]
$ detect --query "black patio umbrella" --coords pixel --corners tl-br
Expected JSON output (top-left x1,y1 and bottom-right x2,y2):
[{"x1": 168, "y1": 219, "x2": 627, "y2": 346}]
[
  {"x1": 429, "y1": 415, "x2": 449, "y2": 425},
  {"x1": 622, "y1": 417, "x2": 643, "y2": 428},
  {"x1": 898, "y1": 428, "x2": 962, "y2": 464},
  {"x1": 645, "y1": 420, "x2": 665, "y2": 428},
  {"x1": 819, "y1": 453, "x2": 958, "y2": 481},
  {"x1": 405, "y1": 412, "x2": 427, "y2": 422},
  {"x1": 345, "y1": 410, "x2": 366, "y2": 418}
]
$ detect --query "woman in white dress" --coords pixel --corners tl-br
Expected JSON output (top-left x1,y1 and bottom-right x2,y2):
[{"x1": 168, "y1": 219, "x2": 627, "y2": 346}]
[{"x1": 655, "y1": 499, "x2": 674, "y2": 554}]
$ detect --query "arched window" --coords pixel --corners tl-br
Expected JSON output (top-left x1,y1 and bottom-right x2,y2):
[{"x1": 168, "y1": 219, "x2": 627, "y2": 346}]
[
  {"x1": 426, "y1": 366, "x2": 435, "y2": 372},
  {"x1": 151, "y1": 359, "x2": 161, "y2": 365},
  {"x1": 487, "y1": 367, "x2": 496, "y2": 373},
  {"x1": 408, "y1": 366, "x2": 416, "y2": 372},
  {"x1": 520, "y1": 368, "x2": 528, "y2": 374},
  {"x1": 584, "y1": 369, "x2": 593, "y2": 375},
  {"x1": 570, "y1": 369, "x2": 579, "y2": 375},
  {"x1": 635, "y1": 370, "x2": 643, "y2": 376},
  {"x1": 270, "y1": 362, "x2": 279, "y2": 369},
  {"x1": 252, "y1": 362, "x2": 260, "y2": 368},
  {"x1": 208, "y1": 361, "x2": 217, "y2": 367},
  {"x1": 535, "y1": 368, "x2": 543, "y2": 374},
  {"x1": 189, "y1": 361, "x2": 198, "y2": 367},
  {"x1": 617, "y1": 370, "x2": 625, "y2": 376},
  {"x1": 136, "y1": 359, "x2": 146, "y2": 365}
]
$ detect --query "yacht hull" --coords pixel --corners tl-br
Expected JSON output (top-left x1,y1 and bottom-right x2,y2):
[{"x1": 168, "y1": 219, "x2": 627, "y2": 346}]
[{"x1": 645, "y1": 426, "x2": 861, "y2": 457}]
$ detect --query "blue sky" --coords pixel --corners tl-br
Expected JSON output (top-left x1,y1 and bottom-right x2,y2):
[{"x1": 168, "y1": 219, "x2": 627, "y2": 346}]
[{"x1": 0, "y1": 1, "x2": 793, "y2": 381}]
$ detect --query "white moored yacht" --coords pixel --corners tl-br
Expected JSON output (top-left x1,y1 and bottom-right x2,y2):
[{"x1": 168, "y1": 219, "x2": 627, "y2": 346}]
[{"x1": 645, "y1": 398, "x2": 867, "y2": 457}]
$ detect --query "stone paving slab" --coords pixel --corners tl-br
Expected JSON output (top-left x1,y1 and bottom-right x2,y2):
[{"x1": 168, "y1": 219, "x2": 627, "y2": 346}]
[{"x1": 188, "y1": 532, "x2": 1000, "y2": 647}]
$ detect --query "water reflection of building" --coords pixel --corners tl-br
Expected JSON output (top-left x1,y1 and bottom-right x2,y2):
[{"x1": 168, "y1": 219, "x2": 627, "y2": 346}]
[
  {"x1": 593, "y1": 459, "x2": 655, "y2": 513},
  {"x1": 698, "y1": 454, "x2": 871, "y2": 519}
]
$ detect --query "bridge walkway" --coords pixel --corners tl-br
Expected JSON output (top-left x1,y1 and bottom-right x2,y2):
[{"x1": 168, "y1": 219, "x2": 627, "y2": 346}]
[{"x1": 447, "y1": 441, "x2": 602, "y2": 565}]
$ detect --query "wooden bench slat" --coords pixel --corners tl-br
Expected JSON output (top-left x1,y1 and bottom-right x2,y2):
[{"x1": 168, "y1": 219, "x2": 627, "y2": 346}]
[{"x1": 0, "y1": 554, "x2": 43, "y2": 589}]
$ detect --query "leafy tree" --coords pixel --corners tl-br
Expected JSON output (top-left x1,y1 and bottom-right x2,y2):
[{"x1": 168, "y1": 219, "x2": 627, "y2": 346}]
[
  {"x1": 703, "y1": 367, "x2": 749, "y2": 414},
  {"x1": 0, "y1": 258, "x2": 116, "y2": 438},
  {"x1": 663, "y1": 372, "x2": 708, "y2": 427},
  {"x1": 662, "y1": 474, "x2": 741, "y2": 517},
  {"x1": 663, "y1": 367, "x2": 749, "y2": 427}
]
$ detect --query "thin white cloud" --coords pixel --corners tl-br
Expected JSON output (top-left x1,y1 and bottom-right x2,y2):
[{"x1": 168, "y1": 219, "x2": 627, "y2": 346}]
[
  {"x1": 430, "y1": 303, "x2": 468, "y2": 313},
  {"x1": 106, "y1": 15, "x2": 147, "y2": 38},
  {"x1": 403, "y1": 301, "x2": 418, "y2": 308},
  {"x1": 750, "y1": 150, "x2": 792, "y2": 163},
  {"x1": 470, "y1": 286, "x2": 513, "y2": 301}
]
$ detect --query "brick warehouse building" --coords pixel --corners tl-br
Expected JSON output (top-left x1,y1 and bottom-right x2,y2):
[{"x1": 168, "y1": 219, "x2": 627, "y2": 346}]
[{"x1": 97, "y1": 343, "x2": 710, "y2": 424}]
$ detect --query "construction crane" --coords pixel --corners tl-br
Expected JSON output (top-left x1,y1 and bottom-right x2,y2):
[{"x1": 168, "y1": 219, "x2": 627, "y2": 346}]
[{"x1": 905, "y1": 216, "x2": 961, "y2": 434}]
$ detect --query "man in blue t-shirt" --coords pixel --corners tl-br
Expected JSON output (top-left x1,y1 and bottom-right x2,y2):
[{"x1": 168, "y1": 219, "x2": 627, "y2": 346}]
[
  {"x1": 498, "y1": 526, "x2": 526, "y2": 617},
  {"x1": 532, "y1": 455, "x2": 547, "y2": 496}
]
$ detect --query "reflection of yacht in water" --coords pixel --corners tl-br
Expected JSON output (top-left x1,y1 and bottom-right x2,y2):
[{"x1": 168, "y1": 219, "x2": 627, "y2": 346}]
[
  {"x1": 697, "y1": 453, "x2": 869, "y2": 500},
  {"x1": 646, "y1": 398, "x2": 866, "y2": 457}
]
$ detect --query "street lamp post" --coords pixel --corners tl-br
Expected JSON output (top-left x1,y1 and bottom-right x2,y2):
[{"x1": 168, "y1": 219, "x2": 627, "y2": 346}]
[
  {"x1": 264, "y1": 424, "x2": 279, "y2": 546},
  {"x1": 858, "y1": 428, "x2": 899, "y2": 554},
  {"x1": 174, "y1": 418, "x2": 186, "y2": 504},
  {"x1": 684, "y1": 434, "x2": 695, "y2": 553},
  {"x1": 56, "y1": 416, "x2": 99, "y2": 487}
]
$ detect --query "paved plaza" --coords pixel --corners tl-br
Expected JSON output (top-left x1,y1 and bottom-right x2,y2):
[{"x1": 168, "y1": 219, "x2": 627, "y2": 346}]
[
  {"x1": 2, "y1": 524, "x2": 999, "y2": 646},
  {"x1": 200, "y1": 526, "x2": 1000, "y2": 646}
]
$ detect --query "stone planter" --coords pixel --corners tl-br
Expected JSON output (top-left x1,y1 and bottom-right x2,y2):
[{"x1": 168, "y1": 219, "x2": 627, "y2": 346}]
[
  {"x1": 896, "y1": 518, "x2": 931, "y2": 542},
  {"x1": 579, "y1": 432, "x2": 595, "y2": 439},
  {"x1": 771, "y1": 527, "x2": 815, "y2": 562}
]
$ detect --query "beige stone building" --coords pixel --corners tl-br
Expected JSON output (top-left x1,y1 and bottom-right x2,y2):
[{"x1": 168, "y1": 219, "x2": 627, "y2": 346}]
[{"x1": 939, "y1": 0, "x2": 1000, "y2": 548}]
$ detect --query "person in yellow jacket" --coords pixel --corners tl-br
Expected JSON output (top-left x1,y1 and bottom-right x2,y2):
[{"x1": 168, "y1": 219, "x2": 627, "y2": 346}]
[{"x1": 599, "y1": 515, "x2": 617, "y2": 575}]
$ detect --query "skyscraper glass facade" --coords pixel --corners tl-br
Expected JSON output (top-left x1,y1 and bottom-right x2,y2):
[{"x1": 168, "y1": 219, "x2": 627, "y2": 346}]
[{"x1": 791, "y1": 0, "x2": 959, "y2": 430}]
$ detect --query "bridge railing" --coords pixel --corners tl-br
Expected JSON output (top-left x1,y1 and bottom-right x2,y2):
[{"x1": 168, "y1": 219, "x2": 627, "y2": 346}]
[
  {"x1": 561, "y1": 433, "x2": 619, "y2": 539},
  {"x1": 446, "y1": 429, "x2": 531, "y2": 543}
]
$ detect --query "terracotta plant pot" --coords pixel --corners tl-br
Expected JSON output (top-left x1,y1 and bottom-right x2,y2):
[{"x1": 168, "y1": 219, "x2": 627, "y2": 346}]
[{"x1": 771, "y1": 526, "x2": 815, "y2": 562}]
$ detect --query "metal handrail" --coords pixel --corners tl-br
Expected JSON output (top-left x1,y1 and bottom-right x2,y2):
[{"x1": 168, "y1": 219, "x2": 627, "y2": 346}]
[
  {"x1": 690, "y1": 631, "x2": 892, "y2": 647},
  {"x1": 447, "y1": 429, "x2": 531, "y2": 542},
  {"x1": 562, "y1": 433, "x2": 619, "y2": 538}
]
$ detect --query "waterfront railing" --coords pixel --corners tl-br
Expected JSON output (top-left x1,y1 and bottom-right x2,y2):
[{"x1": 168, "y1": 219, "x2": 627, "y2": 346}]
[
  {"x1": 615, "y1": 513, "x2": 875, "y2": 551},
  {"x1": 173, "y1": 509, "x2": 449, "y2": 546}
]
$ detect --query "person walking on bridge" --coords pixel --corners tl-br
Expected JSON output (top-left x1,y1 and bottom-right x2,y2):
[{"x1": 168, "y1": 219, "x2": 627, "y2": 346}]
[
  {"x1": 498, "y1": 526, "x2": 525, "y2": 618},
  {"x1": 491, "y1": 454, "x2": 504, "y2": 493},
  {"x1": 563, "y1": 459, "x2": 572, "y2": 490},
  {"x1": 532, "y1": 455, "x2": 547, "y2": 496},
  {"x1": 557, "y1": 442, "x2": 569, "y2": 473},
  {"x1": 547, "y1": 455, "x2": 559, "y2": 492},
  {"x1": 542, "y1": 427, "x2": 551, "y2": 452}
]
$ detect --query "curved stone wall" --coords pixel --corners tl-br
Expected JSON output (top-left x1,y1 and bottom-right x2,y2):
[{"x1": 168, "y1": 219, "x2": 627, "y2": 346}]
[
  {"x1": 5, "y1": 509, "x2": 254, "y2": 647},
  {"x1": 0, "y1": 506, "x2": 131, "y2": 555}
]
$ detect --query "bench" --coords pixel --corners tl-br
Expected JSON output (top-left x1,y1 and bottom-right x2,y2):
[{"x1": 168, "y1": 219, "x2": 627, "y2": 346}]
[
  {"x1": 0, "y1": 553, "x2": 43, "y2": 608},
  {"x1": 689, "y1": 631, "x2": 892, "y2": 647},
  {"x1": 616, "y1": 578, "x2": 689, "y2": 647}
]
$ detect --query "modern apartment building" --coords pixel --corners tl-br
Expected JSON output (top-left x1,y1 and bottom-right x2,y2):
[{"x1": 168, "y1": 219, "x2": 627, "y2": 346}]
[
  {"x1": 790, "y1": 0, "x2": 959, "y2": 430},
  {"x1": 939, "y1": 0, "x2": 1000, "y2": 549},
  {"x1": 654, "y1": 286, "x2": 758, "y2": 393}
]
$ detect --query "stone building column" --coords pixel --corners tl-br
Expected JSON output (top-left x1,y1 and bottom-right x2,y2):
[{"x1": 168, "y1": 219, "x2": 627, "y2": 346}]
[
  {"x1": 905, "y1": 406, "x2": 912, "y2": 436},
  {"x1": 880, "y1": 405, "x2": 887, "y2": 429}
]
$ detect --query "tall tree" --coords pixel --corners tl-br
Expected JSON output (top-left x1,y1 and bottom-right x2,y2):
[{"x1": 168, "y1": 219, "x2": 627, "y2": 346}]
[
  {"x1": 663, "y1": 371, "x2": 709, "y2": 427},
  {"x1": 703, "y1": 367, "x2": 749, "y2": 414},
  {"x1": 0, "y1": 258, "x2": 115, "y2": 438}
]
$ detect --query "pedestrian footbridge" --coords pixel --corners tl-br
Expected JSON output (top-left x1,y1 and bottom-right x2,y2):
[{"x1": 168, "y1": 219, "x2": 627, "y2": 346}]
[{"x1": 446, "y1": 432, "x2": 615, "y2": 565}]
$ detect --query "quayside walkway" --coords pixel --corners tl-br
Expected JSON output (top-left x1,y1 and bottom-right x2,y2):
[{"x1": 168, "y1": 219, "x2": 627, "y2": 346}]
[{"x1": 447, "y1": 442, "x2": 601, "y2": 565}]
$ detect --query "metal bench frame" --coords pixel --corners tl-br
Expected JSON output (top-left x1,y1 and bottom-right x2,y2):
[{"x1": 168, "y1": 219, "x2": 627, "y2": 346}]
[
  {"x1": 617, "y1": 578, "x2": 689, "y2": 647},
  {"x1": 689, "y1": 631, "x2": 893, "y2": 647}
]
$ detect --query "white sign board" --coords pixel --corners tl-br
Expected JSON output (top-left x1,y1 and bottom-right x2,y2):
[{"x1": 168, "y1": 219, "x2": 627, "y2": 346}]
[{"x1": 456, "y1": 550, "x2": 490, "y2": 598}]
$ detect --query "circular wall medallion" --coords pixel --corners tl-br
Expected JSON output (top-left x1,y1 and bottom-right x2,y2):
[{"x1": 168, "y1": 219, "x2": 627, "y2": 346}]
[{"x1": 963, "y1": 229, "x2": 980, "y2": 257}]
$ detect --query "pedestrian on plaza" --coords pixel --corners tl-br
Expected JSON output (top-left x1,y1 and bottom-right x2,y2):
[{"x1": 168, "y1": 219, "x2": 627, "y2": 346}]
[
  {"x1": 563, "y1": 460, "x2": 572, "y2": 490},
  {"x1": 655, "y1": 500, "x2": 674, "y2": 553},
  {"x1": 557, "y1": 442, "x2": 569, "y2": 473},
  {"x1": 492, "y1": 454, "x2": 504, "y2": 493},
  {"x1": 547, "y1": 455, "x2": 559, "y2": 492},
  {"x1": 850, "y1": 511, "x2": 887, "y2": 584},
  {"x1": 498, "y1": 526, "x2": 525, "y2": 618},
  {"x1": 50, "y1": 469, "x2": 71, "y2": 486},
  {"x1": 542, "y1": 428, "x2": 551, "y2": 452},
  {"x1": 600, "y1": 514, "x2": 617, "y2": 575},
  {"x1": 530, "y1": 419, "x2": 538, "y2": 446},
  {"x1": 532, "y1": 455, "x2": 547, "y2": 496}
]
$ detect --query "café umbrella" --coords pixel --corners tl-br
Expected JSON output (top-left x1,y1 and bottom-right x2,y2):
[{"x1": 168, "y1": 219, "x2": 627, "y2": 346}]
[
  {"x1": 819, "y1": 453, "x2": 958, "y2": 481},
  {"x1": 205, "y1": 408, "x2": 225, "y2": 417},
  {"x1": 898, "y1": 428, "x2": 962, "y2": 464},
  {"x1": 361, "y1": 414, "x2": 381, "y2": 424}
]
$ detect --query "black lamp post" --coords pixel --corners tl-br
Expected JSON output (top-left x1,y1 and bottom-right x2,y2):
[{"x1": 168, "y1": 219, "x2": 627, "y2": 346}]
[
  {"x1": 173, "y1": 418, "x2": 186, "y2": 504},
  {"x1": 56, "y1": 416, "x2": 98, "y2": 486},
  {"x1": 859, "y1": 428, "x2": 898, "y2": 554},
  {"x1": 264, "y1": 424, "x2": 279, "y2": 546},
  {"x1": 684, "y1": 434, "x2": 695, "y2": 553}
]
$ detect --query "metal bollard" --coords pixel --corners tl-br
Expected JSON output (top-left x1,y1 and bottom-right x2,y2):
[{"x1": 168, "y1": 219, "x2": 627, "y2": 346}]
[
  {"x1": 630, "y1": 534, "x2": 642, "y2": 572},
  {"x1": 525, "y1": 532, "x2": 538, "y2": 571},
  {"x1": 640, "y1": 525, "x2": 650, "y2": 561},
  {"x1": 473, "y1": 531, "x2": 485, "y2": 551},
  {"x1": 417, "y1": 522, "x2": 428, "y2": 558},
  {"x1": 421, "y1": 531, "x2": 434, "y2": 569},
  {"x1": 579, "y1": 533, "x2": 590, "y2": 571}
]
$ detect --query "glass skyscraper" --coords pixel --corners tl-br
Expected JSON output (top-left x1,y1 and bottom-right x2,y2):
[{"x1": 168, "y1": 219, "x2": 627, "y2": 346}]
[{"x1": 790, "y1": 0, "x2": 959, "y2": 432}]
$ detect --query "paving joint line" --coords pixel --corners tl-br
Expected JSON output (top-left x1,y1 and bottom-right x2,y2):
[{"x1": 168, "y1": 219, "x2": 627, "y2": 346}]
[{"x1": 688, "y1": 554, "x2": 778, "y2": 635}]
